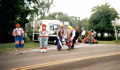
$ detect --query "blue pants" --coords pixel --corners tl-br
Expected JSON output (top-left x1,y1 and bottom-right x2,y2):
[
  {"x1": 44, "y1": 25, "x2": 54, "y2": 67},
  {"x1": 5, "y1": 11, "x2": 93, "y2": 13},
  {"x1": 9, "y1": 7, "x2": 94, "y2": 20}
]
[
  {"x1": 57, "y1": 37, "x2": 62, "y2": 49},
  {"x1": 14, "y1": 36, "x2": 24, "y2": 48},
  {"x1": 39, "y1": 37, "x2": 49, "y2": 48},
  {"x1": 88, "y1": 36, "x2": 92, "y2": 44}
]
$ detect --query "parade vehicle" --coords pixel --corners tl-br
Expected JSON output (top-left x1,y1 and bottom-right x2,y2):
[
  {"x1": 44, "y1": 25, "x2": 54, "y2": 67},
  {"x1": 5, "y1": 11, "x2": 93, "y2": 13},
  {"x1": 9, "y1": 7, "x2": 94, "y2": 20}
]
[{"x1": 25, "y1": 19, "x2": 70, "y2": 44}]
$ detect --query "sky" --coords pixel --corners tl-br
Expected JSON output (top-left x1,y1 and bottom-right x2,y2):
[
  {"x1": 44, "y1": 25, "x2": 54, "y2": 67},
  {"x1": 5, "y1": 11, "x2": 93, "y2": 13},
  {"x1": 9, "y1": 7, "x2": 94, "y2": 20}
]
[{"x1": 50, "y1": 0, "x2": 120, "y2": 19}]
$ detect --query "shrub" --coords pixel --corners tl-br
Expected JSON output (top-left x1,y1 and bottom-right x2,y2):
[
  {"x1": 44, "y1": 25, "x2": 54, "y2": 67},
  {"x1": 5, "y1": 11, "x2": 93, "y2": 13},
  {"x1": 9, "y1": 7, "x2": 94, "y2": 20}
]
[{"x1": 24, "y1": 37, "x2": 31, "y2": 43}]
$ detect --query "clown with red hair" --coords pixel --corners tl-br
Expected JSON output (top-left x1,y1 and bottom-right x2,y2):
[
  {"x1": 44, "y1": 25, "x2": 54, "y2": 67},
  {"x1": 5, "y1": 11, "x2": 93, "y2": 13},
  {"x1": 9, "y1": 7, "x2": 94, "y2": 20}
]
[
  {"x1": 13, "y1": 23, "x2": 25, "y2": 54},
  {"x1": 39, "y1": 23, "x2": 49, "y2": 53}
]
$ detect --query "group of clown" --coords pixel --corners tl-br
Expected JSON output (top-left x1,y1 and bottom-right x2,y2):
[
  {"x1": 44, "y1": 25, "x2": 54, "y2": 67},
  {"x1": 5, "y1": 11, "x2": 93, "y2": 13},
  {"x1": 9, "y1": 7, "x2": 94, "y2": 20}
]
[{"x1": 13, "y1": 22, "x2": 77, "y2": 54}]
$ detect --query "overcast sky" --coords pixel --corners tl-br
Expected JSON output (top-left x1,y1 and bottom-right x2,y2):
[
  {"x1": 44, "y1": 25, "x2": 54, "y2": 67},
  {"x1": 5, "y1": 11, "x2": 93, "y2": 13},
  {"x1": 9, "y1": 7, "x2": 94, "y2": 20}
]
[{"x1": 50, "y1": 0, "x2": 120, "y2": 19}]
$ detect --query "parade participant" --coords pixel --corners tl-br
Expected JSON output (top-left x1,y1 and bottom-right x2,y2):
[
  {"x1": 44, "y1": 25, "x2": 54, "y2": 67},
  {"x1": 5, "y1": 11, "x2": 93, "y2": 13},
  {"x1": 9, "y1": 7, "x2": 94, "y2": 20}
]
[
  {"x1": 13, "y1": 23, "x2": 25, "y2": 54},
  {"x1": 39, "y1": 24, "x2": 49, "y2": 52},
  {"x1": 66, "y1": 26, "x2": 73, "y2": 51},
  {"x1": 71, "y1": 27, "x2": 76, "y2": 49},
  {"x1": 57, "y1": 22, "x2": 64, "y2": 50},
  {"x1": 74, "y1": 26, "x2": 80, "y2": 45}
]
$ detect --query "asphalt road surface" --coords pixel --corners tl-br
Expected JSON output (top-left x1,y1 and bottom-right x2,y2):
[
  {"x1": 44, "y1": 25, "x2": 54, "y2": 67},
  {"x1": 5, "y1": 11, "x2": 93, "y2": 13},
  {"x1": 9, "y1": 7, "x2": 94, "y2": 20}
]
[
  {"x1": 31, "y1": 54, "x2": 120, "y2": 70},
  {"x1": 0, "y1": 44, "x2": 120, "y2": 70}
]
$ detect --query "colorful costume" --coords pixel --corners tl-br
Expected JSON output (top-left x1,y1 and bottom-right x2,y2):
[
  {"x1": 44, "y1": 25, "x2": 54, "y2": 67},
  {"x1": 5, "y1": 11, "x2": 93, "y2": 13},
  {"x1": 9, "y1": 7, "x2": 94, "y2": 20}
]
[
  {"x1": 67, "y1": 30, "x2": 72, "y2": 47},
  {"x1": 66, "y1": 26, "x2": 74, "y2": 50},
  {"x1": 39, "y1": 24, "x2": 49, "y2": 52},
  {"x1": 57, "y1": 28, "x2": 64, "y2": 50},
  {"x1": 57, "y1": 22, "x2": 65, "y2": 50},
  {"x1": 13, "y1": 28, "x2": 25, "y2": 48}
]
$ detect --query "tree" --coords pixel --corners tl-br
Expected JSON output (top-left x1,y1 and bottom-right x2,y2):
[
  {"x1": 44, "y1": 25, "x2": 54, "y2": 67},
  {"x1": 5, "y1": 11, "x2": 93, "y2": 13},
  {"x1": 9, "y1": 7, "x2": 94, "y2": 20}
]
[
  {"x1": 0, "y1": 0, "x2": 53, "y2": 43},
  {"x1": 45, "y1": 12, "x2": 82, "y2": 27},
  {"x1": 89, "y1": 3, "x2": 119, "y2": 39},
  {"x1": 80, "y1": 18, "x2": 89, "y2": 31}
]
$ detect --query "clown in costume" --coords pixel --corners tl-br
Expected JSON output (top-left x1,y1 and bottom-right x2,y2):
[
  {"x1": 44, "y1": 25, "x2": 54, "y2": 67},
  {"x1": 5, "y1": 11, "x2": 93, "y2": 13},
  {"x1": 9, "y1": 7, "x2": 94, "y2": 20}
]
[
  {"x1": 13, "y1": 23, "x2": 25, "y2": 54},
  {"x1": 66, "y1": 26, "x2": 73, "y2": 51},
  {"x1": 39, "y1": 24, "x2": 49, "y2": 53}
]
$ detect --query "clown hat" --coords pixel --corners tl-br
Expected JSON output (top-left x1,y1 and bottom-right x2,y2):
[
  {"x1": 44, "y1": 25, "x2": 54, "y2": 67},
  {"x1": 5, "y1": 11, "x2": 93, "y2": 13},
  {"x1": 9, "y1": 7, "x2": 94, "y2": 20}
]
[{"x1": 67, "y1": 26, "x2": 73, "y2": 30}]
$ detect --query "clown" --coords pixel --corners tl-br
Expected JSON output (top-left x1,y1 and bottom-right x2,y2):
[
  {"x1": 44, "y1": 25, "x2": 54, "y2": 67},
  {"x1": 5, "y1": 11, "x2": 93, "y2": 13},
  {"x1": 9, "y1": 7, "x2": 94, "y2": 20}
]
[
  {"x1": 39, "y1": 24, "x2": 49, "y2": 53},
  {"x1": 66, "y1": 26, "x2": 73, "y2": 51},
  {"x1": 13, "y1": 23, "x2": 25, "y2": 54}
]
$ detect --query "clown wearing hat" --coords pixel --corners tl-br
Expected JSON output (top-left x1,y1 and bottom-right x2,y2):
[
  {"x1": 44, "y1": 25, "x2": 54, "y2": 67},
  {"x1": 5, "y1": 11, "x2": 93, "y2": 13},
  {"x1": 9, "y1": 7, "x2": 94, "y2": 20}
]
[
  {"x1": 39, "y1": 23, "x2": 49, "y2": 53},
  {"x1": 66, "y1": 26, "x2": 76, "y2": 50},
  {"x1": 66, "y1": 26, "x2": 73, "y2": 50},
  {"x1": 13, "y1": 23, "x2": 25, "y2": 54}
]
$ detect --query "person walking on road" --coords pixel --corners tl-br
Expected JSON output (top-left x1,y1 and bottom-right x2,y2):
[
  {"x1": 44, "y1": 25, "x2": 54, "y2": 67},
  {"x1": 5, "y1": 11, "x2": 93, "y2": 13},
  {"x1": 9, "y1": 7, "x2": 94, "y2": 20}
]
[
  {"x1": 13, "y1": 23, "x2": 25, "y2": 54},
  {"x1": 71, "y1": 27, "x2": 76, "y2": 49},
  {"x1": 74, "y1": 26, "x2": 80, "y2": 45},
  {"x1": 57, "y1": 22, "x2": 64, "y2": 51},
  {"x1": 66, "y1": 26, "x2": 74, "y2": 51},
  {"x1": 39, "y1": 24, "x2": 49, "y2": 53}
]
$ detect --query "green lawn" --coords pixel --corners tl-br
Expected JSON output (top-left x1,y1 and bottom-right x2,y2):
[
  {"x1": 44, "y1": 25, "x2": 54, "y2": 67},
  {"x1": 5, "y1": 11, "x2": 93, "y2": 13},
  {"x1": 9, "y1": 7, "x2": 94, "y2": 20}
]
[
  {"x1": 98, "y1": 40, "x2": 120, "y2": 44},
  {"x1": 0, "y1": 41, "x2": 39, "y2": 52},
  {"x1": 0, "y1": 40, "x2": 120, "y2": 52}
]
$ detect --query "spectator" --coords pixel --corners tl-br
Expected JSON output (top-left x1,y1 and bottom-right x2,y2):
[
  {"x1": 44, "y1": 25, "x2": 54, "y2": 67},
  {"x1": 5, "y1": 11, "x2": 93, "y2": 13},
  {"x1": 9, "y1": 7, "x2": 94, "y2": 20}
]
[
  {"x1": 81, "y1": 28, "x2": 86, "y2": 44},
  {"x1": 88, "y1": 29, "x2": 93, "y2": 44},
  {"x1": 93, "y1": 31, "x2": 97, "y2": 40}
]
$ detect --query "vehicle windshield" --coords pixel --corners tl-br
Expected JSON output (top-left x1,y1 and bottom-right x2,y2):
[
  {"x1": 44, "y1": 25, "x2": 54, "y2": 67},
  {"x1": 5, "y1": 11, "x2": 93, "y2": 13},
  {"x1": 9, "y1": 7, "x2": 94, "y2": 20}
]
[
  {"x1": 54, "y1": 25, "x2": 68, "y2": 31},
  {"x1": 54, "y1": 25, "x2": 60, "y2": 31}
]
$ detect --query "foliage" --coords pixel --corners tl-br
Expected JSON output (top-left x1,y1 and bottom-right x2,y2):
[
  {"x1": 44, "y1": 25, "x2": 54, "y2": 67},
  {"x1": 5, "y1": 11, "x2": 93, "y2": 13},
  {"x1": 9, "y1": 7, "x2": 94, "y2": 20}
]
[
  {"x1": 44, "y1": 12, "x2": 91, "y2": 33},
  {"x1": 89, "y1": 3, "x2": 119, "y2": 40},
  {"x1": 43, "y1": 12, "x2": 82, "y2": 29},
  {"x1": 0, "y1": 0, "x2": 53, "y2": 43},
  {"x1": 24, "y1": 36, "x2": 31, "y2": 43},
  {"x1": 97, "y1": 35, "x2": 115, "y2": 40},
  {"x1": 80, "y1": 18, "x2": 89, "y2": 31}
]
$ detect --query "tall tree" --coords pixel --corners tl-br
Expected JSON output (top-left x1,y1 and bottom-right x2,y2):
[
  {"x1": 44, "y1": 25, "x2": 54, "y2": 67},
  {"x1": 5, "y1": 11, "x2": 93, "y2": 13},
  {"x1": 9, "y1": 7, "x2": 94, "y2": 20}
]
[
  {"x1": 80, "y1": 18, "x2": 89, "y2": 31},
  {"x1": 0, "y1": 0, "x2": 53, "y2": 43},
  {"x1": 89, "y1": 3, "x2": 119, "y2": 39}
]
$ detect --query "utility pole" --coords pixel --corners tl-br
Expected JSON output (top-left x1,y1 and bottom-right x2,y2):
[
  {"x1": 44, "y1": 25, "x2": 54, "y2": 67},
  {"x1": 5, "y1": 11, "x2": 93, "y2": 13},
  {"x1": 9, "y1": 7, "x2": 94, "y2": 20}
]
[{"x1": 112, "y1": 21, "x2": 118, "y2": 41}]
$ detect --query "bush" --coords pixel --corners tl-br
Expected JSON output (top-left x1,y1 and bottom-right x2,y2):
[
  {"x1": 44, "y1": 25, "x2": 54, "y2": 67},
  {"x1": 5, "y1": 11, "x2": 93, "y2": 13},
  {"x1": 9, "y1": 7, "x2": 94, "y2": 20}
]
[
  {"x1": 97, "y1": 35, "x2": 115, "y2": 40},
  {"x1": 24, "y1": 37, "x2": 31, "y2": 43}
]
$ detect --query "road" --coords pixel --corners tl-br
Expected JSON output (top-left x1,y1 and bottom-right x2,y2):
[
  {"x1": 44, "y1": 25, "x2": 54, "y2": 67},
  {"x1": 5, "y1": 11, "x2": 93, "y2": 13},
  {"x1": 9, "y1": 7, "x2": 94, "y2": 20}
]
[{"x1": 0, "y1": 44, "x2": 120, "y2": 70}]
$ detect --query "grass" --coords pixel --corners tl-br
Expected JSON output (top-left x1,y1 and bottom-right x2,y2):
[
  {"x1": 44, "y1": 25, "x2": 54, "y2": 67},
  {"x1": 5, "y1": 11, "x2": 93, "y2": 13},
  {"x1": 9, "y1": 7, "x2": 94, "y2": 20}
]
[
  {"x1": 0, "y1": 41, "x2": 39, "y2": 52},
  {"x1": 98, "y1": 40, "x2": 120, "y2": 44},
  {"x1": 0, "y1": 40, "x2": 120, "y2": 52}
]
